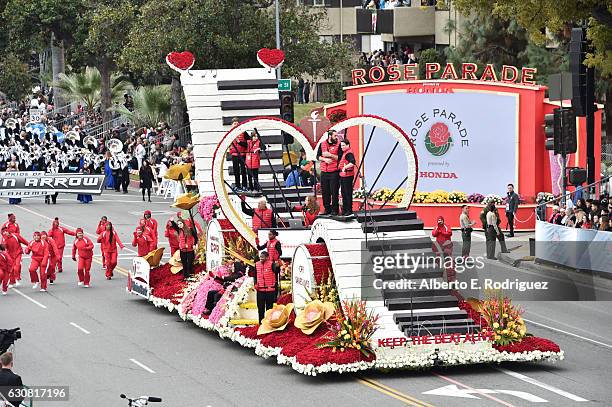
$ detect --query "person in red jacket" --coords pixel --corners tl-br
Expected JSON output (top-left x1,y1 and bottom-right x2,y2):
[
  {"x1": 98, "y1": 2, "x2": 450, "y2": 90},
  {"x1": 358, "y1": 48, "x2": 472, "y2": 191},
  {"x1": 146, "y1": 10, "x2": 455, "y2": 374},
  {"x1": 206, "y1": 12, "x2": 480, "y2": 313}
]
[
  {"x1": 48, "y1": 217, "x2": 76, "y2": 274},
  {"x1": 254, "y1": 251, "x2": 280, "y2": 322},
  {"x1": 177, "y1": 219, "x2": 196, "y2": 279},
  {"x1": 24, "y1": 232, "x2": 50, "y2": 292},
  {"x1": 245, "y1": 132, "x2": 263, "y2": 192},
  {"x1": 97, "y1": 222, "x2": 124, "y2": 280},
  {"x1": 136, "y1": 219, "x2": 156, "y2": 252},
  {"x1": 432, "y1": 216, "x2": 453, "y2": 257},
  {"x1": 40, "y1": 232, "x2": 60, "y2": 285},
  {"x1": 143, "y1": 210, "x2": 158, "y2": 249},
  {"x1": 1, "y1": 214, "x2": 20, "y2": 235},
  {"x1": 132, "y1": 227, "x2": 152, "y2": 257},
  {"x1": 96, "y1": 216, "x2": 108, "y2": 269},
  {"x1": 229, "y1": 117, "x2": 249, "y2": 191},
  {"x1": 1, "y1": 227, "x2": 28, "y2": 287},
  {"x1": 292, "y1": 195, "x2": 320, "y2": 228},
  {"x1": 256, "y1": 230, "x2": 282, "y2": 263},
  {"x1": 339, "y1": 139, "x2": 356, "y2": 216},
  {"x1": 316, "y1": 130, "x2": 341, "y2": 216},
  {"x1": 0, "y1": 244, "x2": 14, "y2": 295},
  {"x1": 164, "y1": 219, "x2": 180, "y2": 256},
  {"x1": 241, "y1": 197, "x2": 276, "y2": 233},
  {"x1": 72, "y1": 228, "x2": 94, "y2": 287}
]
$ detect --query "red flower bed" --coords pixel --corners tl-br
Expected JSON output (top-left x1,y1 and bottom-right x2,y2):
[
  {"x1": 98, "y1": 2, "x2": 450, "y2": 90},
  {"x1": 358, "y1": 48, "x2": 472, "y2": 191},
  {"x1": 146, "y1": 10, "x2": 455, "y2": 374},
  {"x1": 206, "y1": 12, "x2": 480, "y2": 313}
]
[
  {"x1": 276, "y1": 293, "x2": 292, "y2": 305},
  {"x1": 295, "y1": 341, "x2": 375, "y2": 367},
  {"x1": 279, "y1": 325, "x2": 330, "y2": 358},
  {"x1": 150, "y1": 263, "x2": 205, "y2": 304},
  {"x1": 458, "y1": 300, "x2": 489, "y2": 329},
  {"x1": 494, "y1": 336, "x2": 560, "y2": 353},
  {"x1": 236, "y1": 326, "x2": 265, "y2": 340},
  {"x1": 305, "y1": 244, "x2": 331, "y2": 284}
]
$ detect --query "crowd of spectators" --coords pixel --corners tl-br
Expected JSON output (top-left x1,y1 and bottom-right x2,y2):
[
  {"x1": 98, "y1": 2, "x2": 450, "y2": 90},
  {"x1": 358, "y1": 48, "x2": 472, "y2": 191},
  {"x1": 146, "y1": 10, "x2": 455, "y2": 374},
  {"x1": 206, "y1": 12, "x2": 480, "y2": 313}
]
[
  {"x1": 541, "y1": 193, "x2": 612, "y2": 232},
  {"x1": 359, "y1": 47, "x2": 418, "y2": 67},
  {"x1": 362, "y1": 0, "x2": 435, "y2": 10}
]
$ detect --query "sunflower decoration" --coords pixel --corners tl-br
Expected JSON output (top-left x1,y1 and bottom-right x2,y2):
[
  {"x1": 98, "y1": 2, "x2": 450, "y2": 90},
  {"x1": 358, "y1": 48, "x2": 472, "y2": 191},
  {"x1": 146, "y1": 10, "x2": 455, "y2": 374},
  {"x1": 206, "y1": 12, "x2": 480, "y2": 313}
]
[
  {"x1": 143, "y1": 247, "x2": 165, "y2": 268},
  {"x1": 169, "y1": 250, "x2": 183, "y2": 274},
  {"x1": 164, "y1": 163, "x2": 192, "y2": 181},
  {"x1": 172, "y1": 192, "x2": 200, "y2": 210},
  {"x1": 294, "y1": 300, "x2": 335, "y2": 335},
  {"x1": 257, "y1": 303, "x2": 294, "y2": 335}
]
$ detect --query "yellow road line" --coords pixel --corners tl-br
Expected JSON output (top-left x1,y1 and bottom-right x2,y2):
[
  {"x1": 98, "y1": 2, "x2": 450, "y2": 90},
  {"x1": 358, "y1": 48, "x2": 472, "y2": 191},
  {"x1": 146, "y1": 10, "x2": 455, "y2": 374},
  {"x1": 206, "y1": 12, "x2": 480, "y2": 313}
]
[
  {"x1": 91, "y1": 258, "x2": 129, "y2": 277},
  {"x1": 356, "y1": 377, "x2": 435, "y2": 407}
]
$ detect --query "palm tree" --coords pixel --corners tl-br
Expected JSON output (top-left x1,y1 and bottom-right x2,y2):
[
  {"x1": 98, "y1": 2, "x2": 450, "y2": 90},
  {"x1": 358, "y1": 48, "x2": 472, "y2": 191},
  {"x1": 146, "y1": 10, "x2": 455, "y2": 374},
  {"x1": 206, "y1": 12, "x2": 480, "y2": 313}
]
[
  {"x1": 114, "y1": 85, "x2": 171, "y2": 128},
  {"x1": 53, "y1": 66, "x2": 132, "y2": 114}
]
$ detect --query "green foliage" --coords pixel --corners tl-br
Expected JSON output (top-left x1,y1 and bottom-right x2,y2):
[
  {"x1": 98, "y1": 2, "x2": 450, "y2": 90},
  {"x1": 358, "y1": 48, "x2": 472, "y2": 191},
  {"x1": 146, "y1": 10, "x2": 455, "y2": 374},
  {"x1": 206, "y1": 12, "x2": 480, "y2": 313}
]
[
  {"x1": 418, "y1": 48, "x2": 446, "y2": 78},
  {"x1": 53, "y1": 66, "x2": 132, "y2": 112},
  {"x1": 114, "y1": 85, "x2": 171, "y2": 128},
  {"x1": 0, "y1": 53, "x2": 31, "y2": 101}
]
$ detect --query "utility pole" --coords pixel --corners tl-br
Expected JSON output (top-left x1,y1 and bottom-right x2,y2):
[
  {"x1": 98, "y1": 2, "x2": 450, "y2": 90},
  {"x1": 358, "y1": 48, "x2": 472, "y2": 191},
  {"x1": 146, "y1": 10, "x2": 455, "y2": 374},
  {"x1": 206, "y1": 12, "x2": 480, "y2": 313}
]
[{"x1": 275, "y1": 0, "x2": 281, "y2": 79}]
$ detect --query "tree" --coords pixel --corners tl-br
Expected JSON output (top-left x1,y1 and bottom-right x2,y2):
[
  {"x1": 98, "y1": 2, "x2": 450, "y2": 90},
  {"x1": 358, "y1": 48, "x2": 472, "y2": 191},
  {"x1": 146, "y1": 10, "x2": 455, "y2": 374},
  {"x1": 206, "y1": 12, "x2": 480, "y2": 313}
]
[
  {"x1": 114, "y1": 85, "x2": 171, "y2": 128},
  {"x1": 0, "y1": 53, "x2": 31, "y2": 101},
  {"x1": 53, "y1": 66, "x2": 132, "y2": 114},
  {"x1": 418, "y1": 48, "x2": 446, "y2": 78}
]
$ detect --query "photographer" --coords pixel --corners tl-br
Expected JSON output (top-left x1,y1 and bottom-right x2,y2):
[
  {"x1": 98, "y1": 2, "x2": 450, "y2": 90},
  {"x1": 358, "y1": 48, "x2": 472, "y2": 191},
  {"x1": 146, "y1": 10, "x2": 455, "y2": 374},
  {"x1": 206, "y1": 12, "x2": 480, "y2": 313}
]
[{"x1": 0, "y1": 352, "x2": 24, "y2": 407}]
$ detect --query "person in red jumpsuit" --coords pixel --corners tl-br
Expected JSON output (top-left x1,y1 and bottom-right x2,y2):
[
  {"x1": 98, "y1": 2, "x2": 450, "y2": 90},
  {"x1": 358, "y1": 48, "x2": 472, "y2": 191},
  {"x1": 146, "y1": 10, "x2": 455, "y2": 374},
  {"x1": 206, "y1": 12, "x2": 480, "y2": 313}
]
[
  {"x1": 72, "y1": 228, "x2": 94, "y2": 287},
  {"x1": 132, "y1": 227, "x2": 152, "y2": 257},
  {"x1": 97, "y1": 222, "x2": 124, "y2": 280},
  {"x1": 431, "y1": 216, "x2": 454, "y2": 281},
  {"x1": 24, "y1": 232, "x2": 50, "y2": 292},
  {"x1": 2, "y1": 213, "x2": 21, "y2": 235},
  {"x1": 0, "y1": 244, "x2": 14, "y2": 295},
  {"x1": 164, "y1": 219, "x2": 179, "y2": 256},
  {"x1": 136, "y1": 219, "x2": 156, "y2": 252},
  {"x1": 255, "y1": 230, "x2": 282, "y2": 263},
  {"x1": 48, "y1": 217, "x2": 75, "y2": 274},
  {"x1": 1, "y1": 227, "x2": 28, "y2": 287},
  {"x1": 96, "y1": 216, "x2": 108, "y2": 269},
  {"x1": 40, "y1": 232, "x2": 60, "y2": 285},
  {"x1": 143, "y1": 210, "x2": 158, "y2": 249}
]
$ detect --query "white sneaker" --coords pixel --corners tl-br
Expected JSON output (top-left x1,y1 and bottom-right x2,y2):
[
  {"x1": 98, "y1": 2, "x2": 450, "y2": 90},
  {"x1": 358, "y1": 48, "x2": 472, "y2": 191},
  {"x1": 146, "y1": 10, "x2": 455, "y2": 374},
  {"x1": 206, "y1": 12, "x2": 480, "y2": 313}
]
[
  {"x1": 32, "y1": 283, "x2": 39, "y2": 290},
  {"x1": 84, "y1": 284, "x2": 90, "y2": 288},
  {"x1": 78, "y1": 282, "x2": 83, "y2": 286},
  {"x1": 14, "y1": 281, "x2": 21, "y2": 287},
  {"x1": 8, "y1": 284, "x2": 13, "y2": 289},
  {"x1": 40, "y1": 289, "x2": 47, "y2": 292},
  {"x1": 1, "y1": 291, "x2": 7, "y2": 296}
]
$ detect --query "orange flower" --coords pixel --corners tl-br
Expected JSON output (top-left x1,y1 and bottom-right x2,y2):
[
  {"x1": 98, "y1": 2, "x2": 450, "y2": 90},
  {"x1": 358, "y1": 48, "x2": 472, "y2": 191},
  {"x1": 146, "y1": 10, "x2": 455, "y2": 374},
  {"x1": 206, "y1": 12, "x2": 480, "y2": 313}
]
[{"x1": 257, "y1": 303, "x2": 294, "y2": 335}]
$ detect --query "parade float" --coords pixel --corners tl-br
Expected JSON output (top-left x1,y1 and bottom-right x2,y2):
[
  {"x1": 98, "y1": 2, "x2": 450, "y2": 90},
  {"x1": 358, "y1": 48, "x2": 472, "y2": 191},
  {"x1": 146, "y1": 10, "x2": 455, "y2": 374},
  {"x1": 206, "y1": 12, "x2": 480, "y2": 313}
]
[{"x1": 126, "y1": 50, "x2": 564, "y2": 375}]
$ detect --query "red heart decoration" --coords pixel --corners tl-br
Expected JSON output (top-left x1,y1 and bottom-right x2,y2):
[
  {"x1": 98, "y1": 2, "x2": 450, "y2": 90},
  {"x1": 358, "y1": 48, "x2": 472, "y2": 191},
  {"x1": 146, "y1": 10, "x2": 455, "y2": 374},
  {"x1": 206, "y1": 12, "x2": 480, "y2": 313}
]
[
  {"x1": 166, "y1": 51, "x2": 195, "y2": 71},
  {"x1": 257, "y1": 48, "x2": 285, "y2": 69}
]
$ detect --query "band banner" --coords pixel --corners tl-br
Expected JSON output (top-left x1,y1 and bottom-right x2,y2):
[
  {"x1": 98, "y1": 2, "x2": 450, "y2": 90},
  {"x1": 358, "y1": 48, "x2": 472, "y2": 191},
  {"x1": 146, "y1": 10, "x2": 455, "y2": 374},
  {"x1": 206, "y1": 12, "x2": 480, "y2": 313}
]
[{"x1": 0, "y1": 172, "x2": 105, "y2": 198}]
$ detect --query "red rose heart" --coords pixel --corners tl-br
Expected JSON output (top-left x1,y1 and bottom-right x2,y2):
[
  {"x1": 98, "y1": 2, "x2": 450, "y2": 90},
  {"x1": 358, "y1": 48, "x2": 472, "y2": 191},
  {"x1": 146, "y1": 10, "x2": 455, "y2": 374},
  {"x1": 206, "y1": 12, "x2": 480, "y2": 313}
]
[
  {"x1": 166, "y1": 51, "x2": 195, "y2": 71},
  {"x1": 257, "y1": 48, "x2": 285, "y2": 69},
  {"x1": 429, "y1": 122, "x2": 450, "y2": 147}
]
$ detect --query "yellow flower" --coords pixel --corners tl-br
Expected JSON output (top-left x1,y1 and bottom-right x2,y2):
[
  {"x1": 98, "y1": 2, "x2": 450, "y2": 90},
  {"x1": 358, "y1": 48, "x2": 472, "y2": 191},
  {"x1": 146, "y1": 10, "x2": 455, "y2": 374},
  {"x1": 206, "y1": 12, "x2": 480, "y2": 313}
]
[
  {"x1": 257, "y1": 303, "x2": 294, "y2": 335},
  {"x1": 493, "y1": 322, "x2": 500, "y2": 329},
  {"x1": 502, "y1": 313, "x2": 508, "y2": 318}
]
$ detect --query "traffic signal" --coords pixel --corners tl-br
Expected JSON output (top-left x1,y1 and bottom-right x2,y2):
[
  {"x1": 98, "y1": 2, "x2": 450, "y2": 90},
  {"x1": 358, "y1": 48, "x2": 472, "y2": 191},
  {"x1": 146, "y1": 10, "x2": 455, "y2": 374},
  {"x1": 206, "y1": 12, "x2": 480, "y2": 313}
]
[
  {"x1": 568, "y1": 167, "x2": 587, "y2": 185},
  {"x1": 570, "y1": 28, "x2": 588, "y2": 117},
  {"x1": 544, "y1": 107, "x2": 576, "y2": 155},
  {"x1": 544, "y1": 109, "x2": 560, "y2": 153},
  {"x1": 280, "y1": 91, "x2": 294, "y2": 144}
]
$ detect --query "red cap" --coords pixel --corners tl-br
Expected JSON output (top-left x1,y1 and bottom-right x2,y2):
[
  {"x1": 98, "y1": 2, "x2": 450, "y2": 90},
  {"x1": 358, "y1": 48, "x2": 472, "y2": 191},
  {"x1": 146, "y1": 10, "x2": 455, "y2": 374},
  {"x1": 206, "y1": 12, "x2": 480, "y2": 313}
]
[
  {"x1": 144, "y1": 210, "x2": 152, "y2": 216},
  {"x1": 33, "y1": 231, "x2": 40, "y2": 236},
  {"x1": 40, "y1": 231, "x2": 48, "y2": 236},
  {"x1": 76, "y1": 228, "x2": 83, "y2": 234}
]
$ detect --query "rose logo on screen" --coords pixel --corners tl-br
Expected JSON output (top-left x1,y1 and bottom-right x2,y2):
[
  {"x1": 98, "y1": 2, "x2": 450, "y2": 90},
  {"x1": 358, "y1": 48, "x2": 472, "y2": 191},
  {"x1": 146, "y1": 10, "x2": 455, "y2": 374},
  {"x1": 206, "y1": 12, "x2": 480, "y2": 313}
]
[{"x1": 425, "y1": 122, "x2": 453, "y2": 156}]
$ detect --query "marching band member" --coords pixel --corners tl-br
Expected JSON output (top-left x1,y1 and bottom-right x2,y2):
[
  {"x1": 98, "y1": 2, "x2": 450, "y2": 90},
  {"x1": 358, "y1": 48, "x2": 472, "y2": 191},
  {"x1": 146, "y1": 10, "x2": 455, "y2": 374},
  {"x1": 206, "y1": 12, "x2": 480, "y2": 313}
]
[
  {"x1": 316, "y1": 130, "x2": 341, "y2": 216},
  {"x1": 164, "y1": 219, "x2": 180, "y2": 256},
  {"x1": 72, "y1": 228, "x2": 94, "y2": 287},
  {"x1": 256, "y1": 230, "x2": 282, "y2": 263},
  {"x1": 24, "y1": 232, "x2": 49, "y2": 292},
  {"x1": 97, "y1": 222, "x2": 124, "y2": 280},
  {"x1": 292, "y1": 195, "x2": 320, "y2": 227},
  {"x1": 1, "y1": 227, "x2": 28, "y2": 287},
  {"x1": 132, "y1": 227, "x2": 152, "y2": 257},
  {"x1": 0, "y1": 244, "x2": 14, "y2": 295},
  {"x1": 143, "y1": 210, "x2": 158, "y2": 249},
  {"x1": 339, "y1": 139, "x2": 356, "y2": 216},
  {"x1": 48, "y1": 217, "x2": 75, "y2": 274},
  {"x1": 40, "y1": 232, "x2": 60, "y2": 285}
]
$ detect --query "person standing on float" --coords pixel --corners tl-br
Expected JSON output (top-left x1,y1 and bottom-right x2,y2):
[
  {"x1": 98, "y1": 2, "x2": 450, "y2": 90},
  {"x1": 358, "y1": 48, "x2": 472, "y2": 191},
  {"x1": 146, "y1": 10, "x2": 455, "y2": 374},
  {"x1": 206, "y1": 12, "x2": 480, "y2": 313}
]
[
  {"x1": 143, "y1": 210, "x2": 158, "y2": 249},
  {"x1": 317, "y1": 130, "x2": 341, "y2": 216},
  {"x1": 0, "y1": 244, "x2": 14, "y2": 296},
  {"x1": 48, "y1": 217, "x2": 76, "y2": 274},
  {"x1": 254, "y1": 251, "x2": 281, "y2": 323},
  {"x1": 177, "y1": 219, "x2": 196, "y2": 279},
  {"x1": 97, "y1": 222, "x2": 124, "y2": 280},
  {"x1": 256, "y1": 230, "x2": 282, "y2": 263},
  {"x1": 72, "y1": 228, "x2": 94, "y2": 287},
  {"x1": 1, "y1": 227, "x2": 28, "y2": 287},
  {"x1": 241, "y1": 197, "x2": 276, "y2": 234},
  {"x1": 245, "y1": 131, "x2": 263, "y2": 192},
  {"x1": 24, "y1": 232, "x2": 49, "y2": 292},
  {"x1": 40, "y1": 232, "x2": 60, "y2": 285},
  {"x1": 338, "y1": 138, "x2": 356, "y2": 216},
  {"x1": 229, "y1": 117, "x2": 249, "y2": 192}
]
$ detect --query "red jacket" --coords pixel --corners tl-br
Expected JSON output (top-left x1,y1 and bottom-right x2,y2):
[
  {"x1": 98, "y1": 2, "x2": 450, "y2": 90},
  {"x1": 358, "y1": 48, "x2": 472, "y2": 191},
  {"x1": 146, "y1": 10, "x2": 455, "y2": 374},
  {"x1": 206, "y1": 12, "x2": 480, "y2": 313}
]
[
  {"x1": 318, "y1": 140, "x2": 340, "y2": 173},
  {"x1": 245, "y1": 139, "x2": 261, "y2": 169},
  {"x1": 72, "y1": 237, "x2": 94, "y2": 260},
  {"x1": 2, "y1": 233, "x2": 28, "y2": 257},
  {"x1": 0, "y1": 250, "x2": 14, "y2": 274},
  {"x1": 48, "y1": 225, "x2": 76, "y2": 249},
  {"x1": 26, "y1": 240, "x2": 49, "y2": 261},
  {"x1": 266, "y1": 238, "x2": 281, "y2": 262},
  {"x1": 97, "y1": 230, "x2": 124, "y2": 253},
  {"x1": 2, "y1": 220, "x2": 20, "y2": 235},
  {"x1": 252, "y1": 208, "x2": 273, "y2": 233},
  {"x1": 432, "y1": 224, "x2": 452, "y2": 245},
  {"x1": 255, "y1": 259, "x2": 277, "y2": 292},
  {"x1": 144, "y1": 218, "x2": 158, "y2": 242},
  {"x1": 294, "y1": 205, "x2": 319, "y2": 227},
  {"x1": 230, "y1": 132, "x2": 248, "y2": 156},
  {"x1": 339, "y1": 147, "x2": 355, "y2": 177},
  {"x1": 178, "y1": 231, "x2": 195, "y2": 252},
  {"x1": 132, "y1": 233, "x2": 151, "y2": 257},
  {"x1": 165, "y1": 224, "x2": 179, "y2": 248},
  {"x1": 44, "y1": 237, "x2": 60, "y2": 260},
  {"x1": 96, "y1": 221, "x2": 108, "y2": 235}
]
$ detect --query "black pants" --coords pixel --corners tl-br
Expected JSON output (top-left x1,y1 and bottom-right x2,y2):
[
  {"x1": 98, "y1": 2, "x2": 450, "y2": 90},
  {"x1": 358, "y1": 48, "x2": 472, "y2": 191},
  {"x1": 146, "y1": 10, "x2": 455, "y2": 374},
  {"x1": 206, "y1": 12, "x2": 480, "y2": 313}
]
[
  {"x1": 205, "y1": 290, "x2": 223, "y2": 311},
  {"x1": 113, "y1": 171, "x2": 121, "y2": 191},
  {"x1": 142, "y1": 187, "x2": 151, "y2": 200},
  {"x1": 461, "y1": 228, "x2": 472, "y2": 257},
  {"x1": 121, "y1": 169, "x2": 130, "y2": 192},
  {"x1": 256, "y1": 290, "x2": 277, "y2": 322},
  {"x1": 180, "y1": 250, "x2": 195, "y2": 279},
  {"x1": 485, "y1": 226, "x2": 497, "y2": 259},
  {"x1": 340, "y1": 175, "x2": 354, "y2": 215},
  {"x1": 497, "y1": 228, "x2": 509, "y2": 253},
  {"x1": 506, "y1": 212, "x2": 515, "y2": 236},
  {"x1": 247, "y1": 168, "x2": 260, "y2": 191},
  {"x1": 232, "y1": 155, "x2": 247, "y2": 189},
  {"x1": 320, "y1": 171, "x2": 340, "y2": 215}
]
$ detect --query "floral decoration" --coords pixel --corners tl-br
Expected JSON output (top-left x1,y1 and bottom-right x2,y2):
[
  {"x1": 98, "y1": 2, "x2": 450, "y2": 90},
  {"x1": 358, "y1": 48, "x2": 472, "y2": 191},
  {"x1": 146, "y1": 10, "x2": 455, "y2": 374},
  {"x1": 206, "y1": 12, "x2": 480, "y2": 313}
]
[
  {"x1": 327, "y1": 109, "x2": 347, "y2": 124},
  {"x1": 198, "y1": 194, "x2": 220, "y2": 222},
  {"x1": 478, "y1": 295, "x2": 526, "y2": 346},
  {"x1": 294, "y1": 300, "x2": 335, "y2": 335},
  {"x1": 258, "y1": 303, "x2": 295, "y2": 335}
]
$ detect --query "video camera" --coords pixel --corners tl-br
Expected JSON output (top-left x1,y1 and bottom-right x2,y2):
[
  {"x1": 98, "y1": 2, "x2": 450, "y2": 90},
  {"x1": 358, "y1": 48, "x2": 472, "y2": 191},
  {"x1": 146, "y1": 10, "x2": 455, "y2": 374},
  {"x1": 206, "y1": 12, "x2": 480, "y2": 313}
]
[{"x1": 0, "y1": 328, "x2": 21, "y2": 354}]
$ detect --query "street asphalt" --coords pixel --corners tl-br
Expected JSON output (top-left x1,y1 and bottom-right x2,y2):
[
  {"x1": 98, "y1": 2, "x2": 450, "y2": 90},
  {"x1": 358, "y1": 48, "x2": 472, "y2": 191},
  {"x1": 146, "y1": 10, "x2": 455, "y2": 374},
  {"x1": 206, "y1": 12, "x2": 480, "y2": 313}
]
[{"x1": 1, "y1": 191, "x2": 611, "y2": 407}]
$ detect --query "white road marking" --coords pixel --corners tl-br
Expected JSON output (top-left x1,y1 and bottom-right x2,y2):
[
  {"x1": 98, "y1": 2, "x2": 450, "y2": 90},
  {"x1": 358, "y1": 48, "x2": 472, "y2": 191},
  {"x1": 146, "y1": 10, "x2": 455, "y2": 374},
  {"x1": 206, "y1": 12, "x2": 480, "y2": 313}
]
[
  {"x1": 12, "y1": 288, "x2": 47, "y2": 309},
  {"x1": 129, "y1": 358, "x2": 156, "y2": 373},
  {"x1": 472, "y1": 233, "x2": 487, "y2": 240},
  {"x1": 524, "y1": 318, "x2": 612, "y2": 350},
  {"x1": 497, "y1": 368, "x2": 588, "y2": 402},
  {"x1": 423, "y1": 384, "x2": 547, "y2": 403},
  {"x1": 69, "y1": 322, "x2": 91, "y2": 335}
]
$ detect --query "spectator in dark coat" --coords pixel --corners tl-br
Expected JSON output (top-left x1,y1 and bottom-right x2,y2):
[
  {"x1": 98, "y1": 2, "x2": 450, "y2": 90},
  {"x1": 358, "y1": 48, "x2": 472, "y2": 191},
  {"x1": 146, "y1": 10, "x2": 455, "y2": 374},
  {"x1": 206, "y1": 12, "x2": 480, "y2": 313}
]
[
  {"x1": 0, "y1": 352, "x2": 24, "y2": 407},
  {"x1": 139, "y1": 159, "x2": 154, "y2": 202}
]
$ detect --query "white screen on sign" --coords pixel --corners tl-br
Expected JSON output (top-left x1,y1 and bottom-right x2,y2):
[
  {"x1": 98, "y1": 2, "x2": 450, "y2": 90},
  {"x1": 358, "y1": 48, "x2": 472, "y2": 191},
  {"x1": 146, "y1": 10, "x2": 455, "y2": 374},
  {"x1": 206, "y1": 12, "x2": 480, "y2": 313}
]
[{"x1": 362, "y1": 90, "x2": 518, "y2": 196}]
